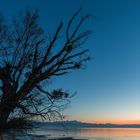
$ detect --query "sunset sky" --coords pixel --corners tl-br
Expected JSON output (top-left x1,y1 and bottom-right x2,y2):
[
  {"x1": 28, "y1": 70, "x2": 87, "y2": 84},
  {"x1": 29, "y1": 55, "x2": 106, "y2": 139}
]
[{"x1": 1, "y1": 0, "x2": 140, "y2": 124}]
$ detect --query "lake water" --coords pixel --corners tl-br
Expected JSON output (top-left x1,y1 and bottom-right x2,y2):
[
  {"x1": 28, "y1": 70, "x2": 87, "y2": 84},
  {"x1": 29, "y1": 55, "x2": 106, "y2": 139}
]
[
  {"x1": 3, "y1": 127, "x2": 140, "y2": 139},
  {"x1": 30, "y1": 127, "x2": 140, "y2": 140}
]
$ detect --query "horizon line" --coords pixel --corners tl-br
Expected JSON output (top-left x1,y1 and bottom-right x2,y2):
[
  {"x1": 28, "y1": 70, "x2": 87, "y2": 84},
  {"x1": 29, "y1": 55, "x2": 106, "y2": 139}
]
[{"x1": 67, "y1": 119, "x2": 140, "y2": 125}]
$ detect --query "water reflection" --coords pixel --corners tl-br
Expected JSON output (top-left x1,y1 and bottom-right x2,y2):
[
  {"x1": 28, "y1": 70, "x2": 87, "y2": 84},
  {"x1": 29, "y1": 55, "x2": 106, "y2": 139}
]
[
  {"x1": 35, "y1": 128, "x2": 140, "y2": 140},
  {"x1": 3, "y1": 128, "x2": 140, "y2": 140}
]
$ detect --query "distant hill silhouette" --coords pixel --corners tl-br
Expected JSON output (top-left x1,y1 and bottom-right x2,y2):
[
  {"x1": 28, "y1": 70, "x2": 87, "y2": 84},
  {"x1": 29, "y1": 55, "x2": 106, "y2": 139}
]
[{"x1": 35, "y1": 120, "x2": 140, "y2": 128}]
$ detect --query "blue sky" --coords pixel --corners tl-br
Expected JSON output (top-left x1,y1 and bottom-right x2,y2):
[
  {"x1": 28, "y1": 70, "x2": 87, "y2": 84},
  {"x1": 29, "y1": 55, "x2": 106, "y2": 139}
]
[{"x1": 1, "y1": 0, "x2": 140, "y2": 123}]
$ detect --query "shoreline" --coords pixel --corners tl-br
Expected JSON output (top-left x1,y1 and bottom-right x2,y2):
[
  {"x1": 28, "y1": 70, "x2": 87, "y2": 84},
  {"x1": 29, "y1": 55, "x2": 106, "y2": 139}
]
[{"x1": 48, "y1": 137, "x2": 88, "y2": 140}]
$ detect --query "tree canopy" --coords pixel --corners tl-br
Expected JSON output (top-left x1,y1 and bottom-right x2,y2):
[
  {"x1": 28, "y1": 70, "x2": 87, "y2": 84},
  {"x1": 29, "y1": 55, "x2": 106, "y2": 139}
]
[{"x1": 0, "y1": 9, "x2": 92, "y2": 132}]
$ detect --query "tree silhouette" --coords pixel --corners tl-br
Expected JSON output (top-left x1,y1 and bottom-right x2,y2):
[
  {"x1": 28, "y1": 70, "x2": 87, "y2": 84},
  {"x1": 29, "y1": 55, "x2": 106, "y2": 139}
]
[{"x1": 0, "y1": 9, "x2": 92, "y2": 132}]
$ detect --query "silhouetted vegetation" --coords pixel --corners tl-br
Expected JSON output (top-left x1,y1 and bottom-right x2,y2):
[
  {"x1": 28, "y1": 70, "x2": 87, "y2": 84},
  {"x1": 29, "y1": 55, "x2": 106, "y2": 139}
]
[{"x1": 0, "y1": 8, "x2": 92, "y2": 132}]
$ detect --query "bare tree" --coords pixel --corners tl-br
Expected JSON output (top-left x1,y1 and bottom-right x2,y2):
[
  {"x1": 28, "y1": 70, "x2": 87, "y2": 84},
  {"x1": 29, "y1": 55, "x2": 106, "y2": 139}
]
[{"x1": 0, "y1": 9, "x2": 92, "y2": 132}]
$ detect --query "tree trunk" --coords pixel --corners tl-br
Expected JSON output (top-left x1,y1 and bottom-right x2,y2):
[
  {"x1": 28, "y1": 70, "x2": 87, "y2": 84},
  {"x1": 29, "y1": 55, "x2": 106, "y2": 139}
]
[
  {"x1": 0, "y1": 106, "x2": 12, "y2": 133},
  {"x1": 0, "y1": 96, "x2": 15, "y2": 133}
]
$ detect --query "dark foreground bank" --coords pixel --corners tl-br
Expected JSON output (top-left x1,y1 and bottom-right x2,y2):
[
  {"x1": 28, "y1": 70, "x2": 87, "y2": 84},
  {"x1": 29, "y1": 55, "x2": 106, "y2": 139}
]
[{"x1": 48, "y1": 137, "x2": 88, "y2": 140}]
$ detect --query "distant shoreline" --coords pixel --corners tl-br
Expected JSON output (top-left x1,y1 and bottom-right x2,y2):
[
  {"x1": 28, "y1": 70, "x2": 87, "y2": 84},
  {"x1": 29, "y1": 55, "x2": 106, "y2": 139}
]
[{"x1": 34, "y1": 120, "x2": 140, "y2": 128}]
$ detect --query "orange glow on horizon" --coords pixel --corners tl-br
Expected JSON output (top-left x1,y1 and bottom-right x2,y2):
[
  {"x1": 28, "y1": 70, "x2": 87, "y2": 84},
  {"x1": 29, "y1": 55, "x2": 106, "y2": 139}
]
[{"x1": 80, "y1": 119, "x2": 140, "y2": 125}]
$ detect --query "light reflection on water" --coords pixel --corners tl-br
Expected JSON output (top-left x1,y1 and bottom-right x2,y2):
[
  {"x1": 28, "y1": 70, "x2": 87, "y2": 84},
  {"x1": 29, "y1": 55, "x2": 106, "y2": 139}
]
[{"x1": 32, "y1": 127, "x2": 140, "y2": 140}]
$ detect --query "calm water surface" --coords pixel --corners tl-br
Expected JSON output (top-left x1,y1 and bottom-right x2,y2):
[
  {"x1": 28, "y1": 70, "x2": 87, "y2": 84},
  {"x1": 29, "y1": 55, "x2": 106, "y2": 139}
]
[{"x1": 32, "y1": 127, "x2": 140, "y2": 140}]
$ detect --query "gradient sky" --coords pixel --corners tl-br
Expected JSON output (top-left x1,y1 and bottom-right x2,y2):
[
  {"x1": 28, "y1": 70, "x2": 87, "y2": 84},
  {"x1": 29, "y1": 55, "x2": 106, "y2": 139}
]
[{"x1": 1, "y1": 0, "x2": 140, "y2": 124}]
